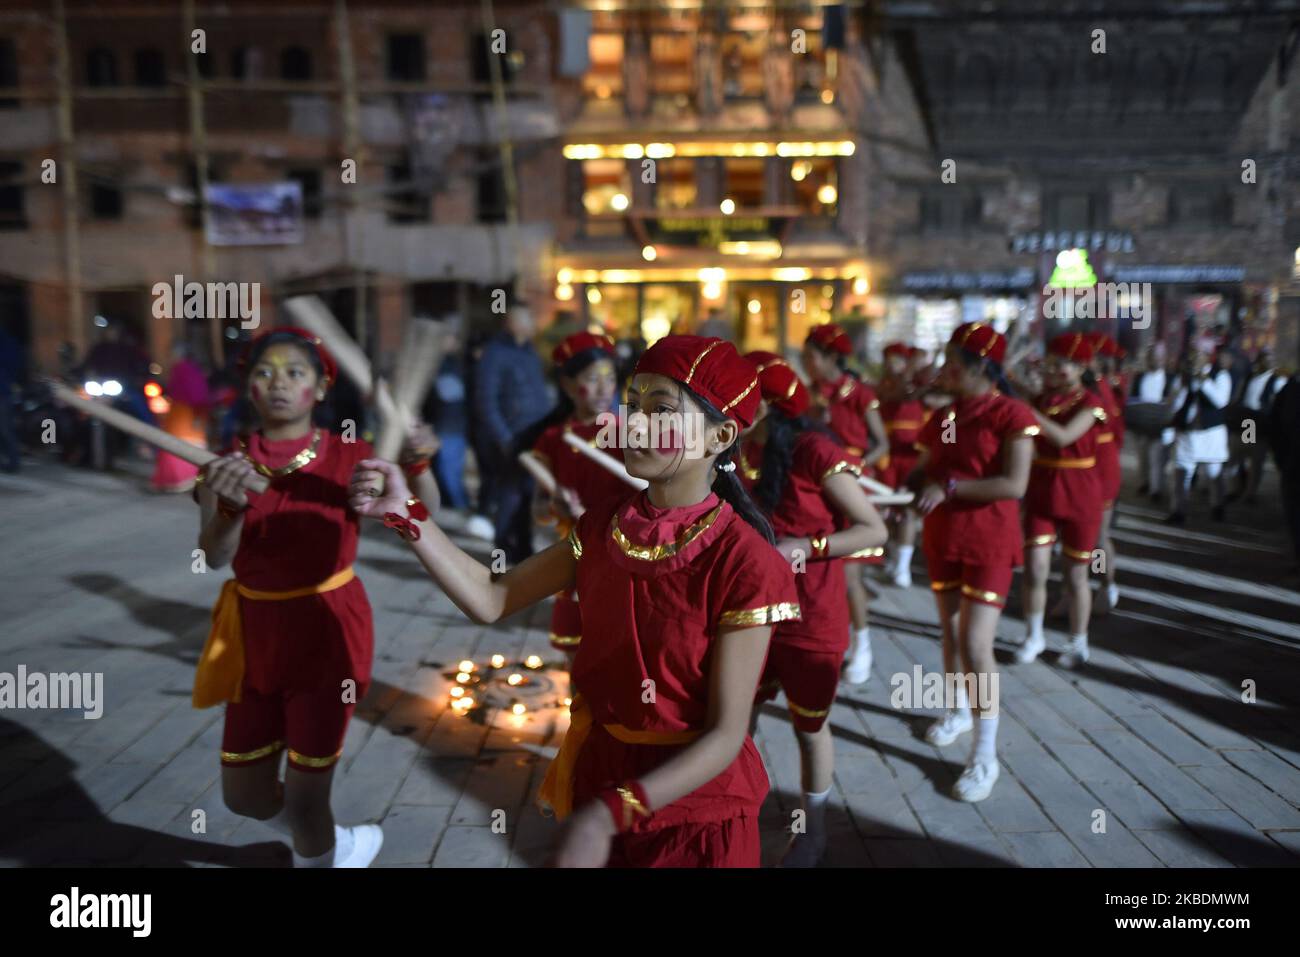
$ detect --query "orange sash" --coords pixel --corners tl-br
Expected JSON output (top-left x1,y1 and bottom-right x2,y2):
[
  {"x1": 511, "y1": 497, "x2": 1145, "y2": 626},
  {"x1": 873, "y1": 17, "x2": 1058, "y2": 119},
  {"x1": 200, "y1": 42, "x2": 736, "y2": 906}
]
[
  {"x1": 538, "y1": 694, "x2": 702, "y2": 819},
  {"x1": 191, "y1": 566, "x2": 356, "y2": 709}
]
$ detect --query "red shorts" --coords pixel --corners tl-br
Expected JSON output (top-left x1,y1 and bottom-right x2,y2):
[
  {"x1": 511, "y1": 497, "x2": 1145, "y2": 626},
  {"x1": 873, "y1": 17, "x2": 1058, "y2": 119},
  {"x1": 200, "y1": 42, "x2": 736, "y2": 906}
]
[
  {"x1": 927, "y1": 558, "x2": 1014, "y2": 608},
  {"x1": 1023, "y1": 511, "x2": 1100, "y2": 563},
  {"x1": 606, "y1": 813, "x2": 760, "y2": 868},
  {"x1": 221, "y1": 684, "x2": 359, "y2": 774},
  {"x1": 877, "y1": 451, "x2": 919, "y2": 491},
  {"x1": 549, "y1": 589, "x2": 582, "y2": 652},
  {"x1": 755, "y1": 644, "x2": 842, "y2": 732}
]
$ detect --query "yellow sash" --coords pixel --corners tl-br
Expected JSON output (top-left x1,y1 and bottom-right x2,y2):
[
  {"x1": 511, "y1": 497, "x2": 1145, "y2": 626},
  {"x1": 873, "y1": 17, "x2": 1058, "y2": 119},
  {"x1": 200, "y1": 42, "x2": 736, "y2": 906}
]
[
  {"x1": 538, "y1": 694, "x2": 702, "y2": 819},
  {"x1": 191, "y1": 566, "x2": 356, "y2": 710},
  {"x1": 1033, "y1": 456, "x2": 1096, "y2": 469}
]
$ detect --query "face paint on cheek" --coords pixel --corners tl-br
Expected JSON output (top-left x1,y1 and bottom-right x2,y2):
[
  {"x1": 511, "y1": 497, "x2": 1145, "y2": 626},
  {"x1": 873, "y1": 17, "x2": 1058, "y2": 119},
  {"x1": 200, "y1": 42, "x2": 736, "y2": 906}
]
[
  {"x1": 251, "y1": 383, "x2": 264, "y2": 401},
  {"x1": 576, "y1": 384, "x2": 590, "y2": 400},
  {"x1": 301, "y1": 386, "x2": 315, "y2": 404},
  {"x1": 654, "y1": 425, "x2": 684, "y2": 452}
]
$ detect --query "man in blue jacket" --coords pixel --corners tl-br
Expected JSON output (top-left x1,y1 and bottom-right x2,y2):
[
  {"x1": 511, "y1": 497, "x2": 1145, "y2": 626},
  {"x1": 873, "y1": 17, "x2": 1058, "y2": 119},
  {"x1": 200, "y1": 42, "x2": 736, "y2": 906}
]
[{"x1": 473, "y1": 302, "x2": 550, "y2": 563}]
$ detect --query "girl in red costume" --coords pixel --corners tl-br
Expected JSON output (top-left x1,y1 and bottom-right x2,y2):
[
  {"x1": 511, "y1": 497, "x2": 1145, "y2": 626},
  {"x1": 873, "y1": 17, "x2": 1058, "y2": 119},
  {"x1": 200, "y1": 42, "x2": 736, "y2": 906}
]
[
  {"x1": 877, "y1": 342, "x2": 928, "y2": 587},
  {"x1": 1013, "y1": 333, "x2": 1109, "y2": 669},
  {"x1": 802, "y1": 323, "x2": 888, "y2": 685},
  {"x1": 193, "y1": 327, "x2": 438, "y2": 868},
  {"x1": 738, "y1": 351, "x2": 886, "y2": 866},
  {"x1": 350, "y1": 336, "x2": 798, "y2": 868},
  {"x1": 910, "y1": 322, "x2": 1036, "y2": 803},
  {"x1": 529, "y1": 332, "x2": 629, "y2": 663}
]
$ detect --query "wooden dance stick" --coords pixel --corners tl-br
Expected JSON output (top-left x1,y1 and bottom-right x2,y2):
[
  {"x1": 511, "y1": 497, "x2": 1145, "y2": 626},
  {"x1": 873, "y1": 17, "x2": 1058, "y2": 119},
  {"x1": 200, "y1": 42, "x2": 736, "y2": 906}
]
[
  {"x1": 517, "y1": 451, "x2": 557, "y2": 496},
  {"x1": 561, "y1": 431, "x2": 648, "y2": 491},
  {"x1": 866, "y1": 491, "x2": 915, "y2": 507},
  {"x1": 374, "y1": 319, "x2": 442, "y2": 461},
  {"x1": 858, "y1": 474, "x2": 895, "y2": 496},
  {"x1": 49, "y1": 381, "x2": 269, "y2": 494},
  {"x1": 283, "y1": 295, "x2": 374, "y2": 397}
]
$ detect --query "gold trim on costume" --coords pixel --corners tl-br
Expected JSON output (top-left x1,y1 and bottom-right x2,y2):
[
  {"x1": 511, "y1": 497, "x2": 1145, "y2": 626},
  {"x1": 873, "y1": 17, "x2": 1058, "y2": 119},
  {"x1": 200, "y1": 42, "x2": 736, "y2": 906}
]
[
  {"x1": 683, "y1": 341, "x2": 721, "y2": 385},
  {"x1": 739, "y1": 447, "x2": 761, "y2": 481},
  {"x1": 1063, "y1": 545, "x2": 1094, "y2": 562},
  {"x1": 611, "y1": 504, "x2": 723, "y2": 561},
  {"x1": 615, "y1": 786, "x2": 652, "y2": 828},
  {"x1": 868, "y1": 398, "x2": 880, "y2": 411},
  {"x1": 718, "y1": 602, "x2": 801, "y2": 627},
  {"x1": 550, "y1": 633, "x2": 582, "y2": 646},
  {"x1": 1025, "y1": 533, "x2": 1056, "y2": 547},
  {"x1": 787, "y1": 699, "x2": 830, "y2": 719},
  {"x1": 239, "y1": 429, "x2": 322, "y2": 479},
  {"x1": 568, "y1": 526, "x2": 583, "y2": 559},
  {"x1": 1014, "y1": 426, "x2": 1041, "y2": 438},
  {"x1": 885, "y1": 420, "x2": 924, "y2": 432},
  {"x1": 1033, "y1": 456, "x2": 1096, "y2": 469},
  {"x1": 821, "y1": 461, "x2": 861, "y2": 482},
  {"x1": 930, "y1": 579, "x2": 961, "y2": 592},
  {"x1": 1097, "y1": 432, "x2": 1114, "y2": 443},
  {"x1": 836, "y1": 379, "x2": 855, "y2": 401},
  {"x1": 288, "y1": 748, "x2": 342, "y2": 769},
  {"x1": 784, "y1": 378, "x2": 799, "y2": 400},
  {"x1": 1041, "y1": 390, "x2": 1086, "y2": 417},
  {"x1": 721, "y1": 377, "x2": 758, "y2": 413},
  {"x1": 961, "y1": 584, "x2": 1003, "y2": 605},
  {"x1": 221, "y1": 740, "x2": 284, "y2": 764}
]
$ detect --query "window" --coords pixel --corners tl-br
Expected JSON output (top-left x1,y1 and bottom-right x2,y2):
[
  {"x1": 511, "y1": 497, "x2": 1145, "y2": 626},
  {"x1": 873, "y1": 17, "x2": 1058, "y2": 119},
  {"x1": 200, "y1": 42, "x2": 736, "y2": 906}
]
[
  {"x1": 476, "y1": 148, "x2": 507, "y2": 223},
  {"x1": 280, "y1": 46, "x2": 312, "y2": 82},
  {"x1": 792, "y1": 26, "x2": 828, "y2": 103},
  {"x1": 230, "y1": 47, "x2": 264, "y2": 81},
  {"x1": 0, "y1": 38, "x2": 18, "y2": 107},
  {"x1": 133, "y1": 48, "x2": 165, "y2": 87},
  {"x1": 583, "y1": 32, "x2": 623, "y2": 100},
  {"x1": 1044, "y1": 190, "x2": 1105, "y2": 232},
  {"x1": 470, "y1": 32, "x2": 519, "y2": 87},
  {"x1": 387, "y1": 34, "x2": 425, "y2": 82},
  {"x1": 286, "y1": 168, "x2": 321, "y2": 219},
  {"x1": 789, "y1": 158, "x2": 838, "y2": 215},
  {"x1": 581, "y1": 159, "x2": 631, "y2": 215},
  {"x1": 920, "y1": 187, "x2": 981, "y2": 233},
  {"x1": 411, "y1": 281, "x2": 457, "y2": 319},
  {"x1": 86, "y1": 48, "x2": 118, "y2": 87},
  {"x1": 649, "y1": 33, "x2": 693, "y2": 101},
  {"x1": 386, "y1": 160, "x2": 429, "y2": 223},
  {"x1": 1168, "y1": 185, "x2": 1230, "y2": 227},
  {"x1": 90, "y1": 182, "x2": 123, "y2": 219},
  {"x1": 195, "y1": 50, "x2": 213, "y2": 79},
  {"x1": 720, "y1": 33, "x2": 764, "y2": 100},
  {"x1": 654, "y1": 158, "x2": 696, "y2": 210},
  {"x1": 723, "y1": 158, "x2": 765, "y2": 209},
  {"x1": 0, "y1": 161, "x2": 25, "y2": 230}
]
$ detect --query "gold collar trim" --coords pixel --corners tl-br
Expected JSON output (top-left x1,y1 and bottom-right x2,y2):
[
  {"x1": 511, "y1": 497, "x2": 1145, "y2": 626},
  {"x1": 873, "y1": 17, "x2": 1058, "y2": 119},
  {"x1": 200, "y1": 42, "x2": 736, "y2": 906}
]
[
  {"x1": 240, "y1": 428, "x2": 322, "y2": 479},
  {"x1": 611, "y1": 504, "x2": 723, "y2": 561}
]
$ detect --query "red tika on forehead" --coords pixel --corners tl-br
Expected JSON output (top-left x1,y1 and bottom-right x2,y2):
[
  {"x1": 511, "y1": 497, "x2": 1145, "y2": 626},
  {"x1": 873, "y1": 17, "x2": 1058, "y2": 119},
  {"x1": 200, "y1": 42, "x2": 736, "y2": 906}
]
[
  {"x1": 242, "y1": 326, "x2": 338, "y2": 385},
  {"x1": 635, "y1": 335, "x2": 761, "y2": 428}
]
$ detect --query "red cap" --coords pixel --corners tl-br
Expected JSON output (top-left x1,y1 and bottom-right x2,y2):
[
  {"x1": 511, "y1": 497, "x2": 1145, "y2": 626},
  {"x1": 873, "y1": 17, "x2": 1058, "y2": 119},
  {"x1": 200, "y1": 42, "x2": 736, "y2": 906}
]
[
  {"x1": 882, "y1": 342, "x2": 911, "y2": 360},
  {"x1": 552, "y1": 331, "x2": 615, "y2": 366},
  {"x1": 909, "y1": 346, "x2": 927, "y2": 360},
  {"x1": 1100, "y1": 337, "x2": 1124, "y2": 359},
  {"x1": 744, "y1": 350, "x2": 809, "y2": 419},
  {"x1": 1047, "y1": 332, "x2": 1093, "y2": 363},
  {"x1": 635, "y1": 335, "x2": 761, "y2": 429},
  {"x1": 949, "y1": 322, "x2": 1006, "y2": 365},
  {"x1": 242, "y1": 326, "x2": 338, "y2": 385},
  {"x1": 806, "y1": 322, "x2": 853, "y2": 356}
]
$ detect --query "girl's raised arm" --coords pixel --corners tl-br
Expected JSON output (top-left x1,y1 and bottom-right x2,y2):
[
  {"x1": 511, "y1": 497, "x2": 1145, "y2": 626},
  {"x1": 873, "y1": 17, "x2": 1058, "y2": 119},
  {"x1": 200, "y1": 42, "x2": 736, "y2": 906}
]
[{"x1": 349, "y1": 458, "x2": 575, "y2": 624}]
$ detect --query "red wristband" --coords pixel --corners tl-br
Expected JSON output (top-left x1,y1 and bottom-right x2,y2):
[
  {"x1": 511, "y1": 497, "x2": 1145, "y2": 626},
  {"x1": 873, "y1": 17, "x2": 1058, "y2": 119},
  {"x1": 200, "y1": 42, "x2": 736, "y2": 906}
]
[
  {"x1": 383, "y1": 512, "x2": 421, "y2": 541},
  {"x1": 403, "y1": 458, "x2": 431, "y2": 478}
]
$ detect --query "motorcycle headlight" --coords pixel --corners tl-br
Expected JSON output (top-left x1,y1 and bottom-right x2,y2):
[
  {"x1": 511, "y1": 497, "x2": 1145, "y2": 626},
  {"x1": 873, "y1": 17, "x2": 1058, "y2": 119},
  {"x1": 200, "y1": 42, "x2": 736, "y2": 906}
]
[
  {"x1": 84, "y1": 381, "x2": 103, "y2": 397},
  {"x1": 102, "y1": 379, "x2": 123, "y2": 397}
]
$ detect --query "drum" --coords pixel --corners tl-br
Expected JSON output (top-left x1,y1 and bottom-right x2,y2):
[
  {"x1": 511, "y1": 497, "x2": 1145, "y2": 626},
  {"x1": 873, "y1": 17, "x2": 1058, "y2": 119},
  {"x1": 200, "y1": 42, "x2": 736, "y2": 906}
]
[{"x1": 1124, "y1": 401, "x2": 1173, "y2": 438}]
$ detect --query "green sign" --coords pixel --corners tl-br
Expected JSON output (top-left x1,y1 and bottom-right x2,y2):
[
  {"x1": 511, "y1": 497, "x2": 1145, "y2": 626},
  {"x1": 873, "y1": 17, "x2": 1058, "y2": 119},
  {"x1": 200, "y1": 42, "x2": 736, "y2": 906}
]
[{"x1": 1047, "y1": 248, "x2": 1098, "y2": 288}]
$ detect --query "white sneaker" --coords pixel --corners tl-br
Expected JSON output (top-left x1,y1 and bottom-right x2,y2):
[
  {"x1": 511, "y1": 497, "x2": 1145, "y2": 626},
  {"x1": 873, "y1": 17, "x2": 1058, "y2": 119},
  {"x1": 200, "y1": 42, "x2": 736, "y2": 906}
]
[
  {"x1": 334, "y1": 824, "x2": 384, "y2": 868},
  {"x1": 1057, "y1": 636, "x2": 1090, "y2": 670},
  {"x1": 843, "y1": 643, "x2": 872, "y2": 685},
  {"x1": 1106, "y1": 583, "x2": 1120, "y2": 609},
  {"x1": 891, "y1": 565, "x2": 913, "y2": 588},
  {"x1": 952, "y1": 759, "x2": 999, "y2": 802},
  {"x1": 925, "y1": 709, "x2": 973, "y2": 747},
  {"x1": 464, "y1": 514, "x2": 495, "y2": 541},
  {"x1": 1014, "y1": 632, "x2": 1046, "y2": 664},
  {"x1": 778, "y1": 831, "x2": 826, "y2": 868}
]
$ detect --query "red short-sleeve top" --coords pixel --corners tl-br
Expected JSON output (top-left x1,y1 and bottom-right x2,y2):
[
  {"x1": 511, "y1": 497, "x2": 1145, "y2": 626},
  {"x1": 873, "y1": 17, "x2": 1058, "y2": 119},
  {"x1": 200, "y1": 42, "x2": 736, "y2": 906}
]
[
  {"x1": 531, "y1": 418, "x2": 632, "y2": 519},
  {"x1": 815, "y1": 374, "x2": 879, "y2": 460},
  {"x1": 1026, "y1": 389, "x2": 1107, "y2": 517},
  {"x1": 917, "y1": 391, "x2": 1038, "y2": 566}
]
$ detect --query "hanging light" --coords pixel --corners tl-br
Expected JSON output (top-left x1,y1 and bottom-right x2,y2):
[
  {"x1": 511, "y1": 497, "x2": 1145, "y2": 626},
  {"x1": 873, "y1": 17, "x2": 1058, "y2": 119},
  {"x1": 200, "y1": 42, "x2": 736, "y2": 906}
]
[
  {"x1": 747, "y1": 299, "x2": 762, "y2": 315},
  {"x1": 817, "y1": 184, "x2": 838, "y2": 205},
  {"x1": 641, "y1": 245, "x2": 658, "y2": 262},
  {"x1": 720, "y1": 198, "x2": 736, "y2": 215},
  {"x1": 610, "y1": 192, "x2": 629, "y2": 211}
]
